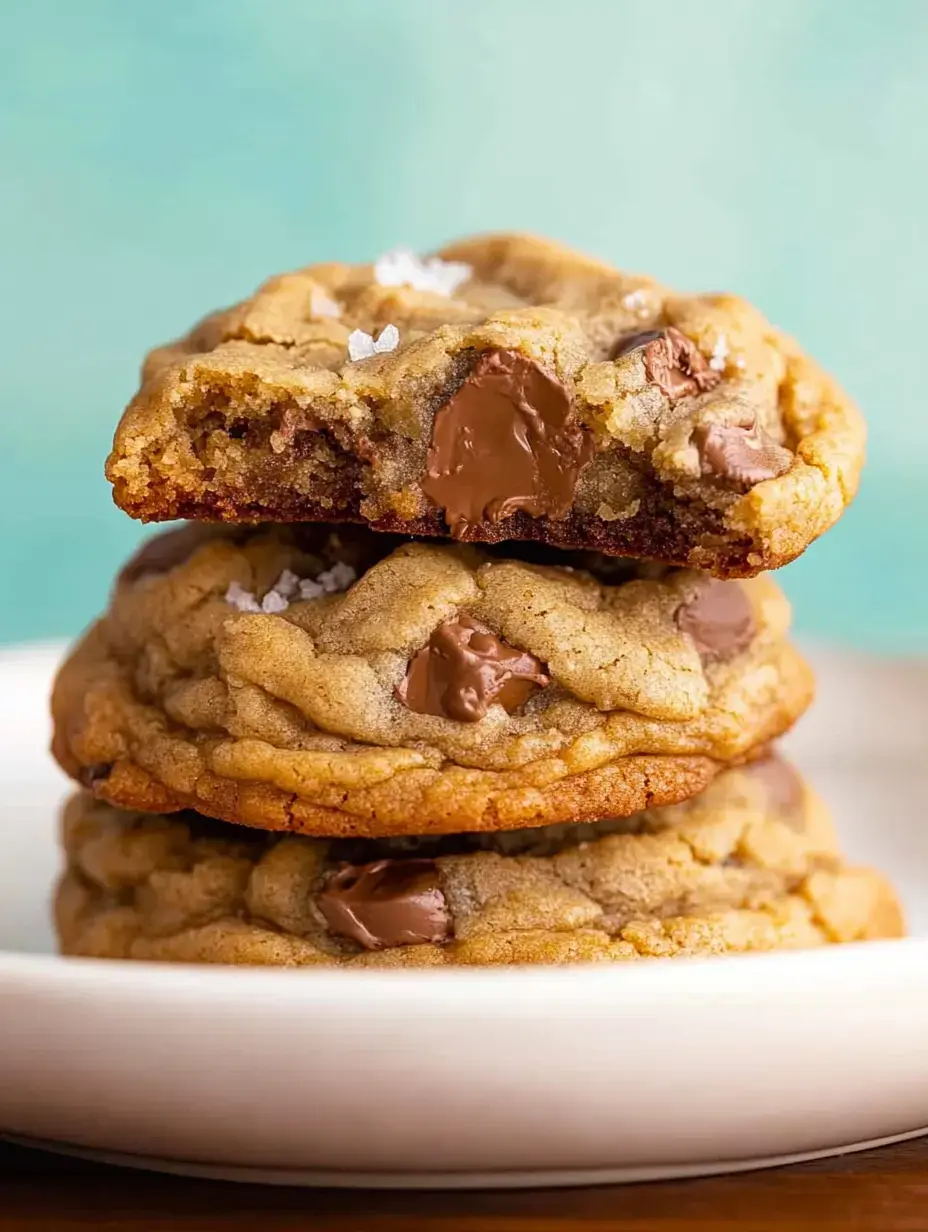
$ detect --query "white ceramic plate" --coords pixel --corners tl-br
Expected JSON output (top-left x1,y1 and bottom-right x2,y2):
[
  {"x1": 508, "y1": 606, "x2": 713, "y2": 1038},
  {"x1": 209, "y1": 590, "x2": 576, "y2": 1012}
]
[{"x1": 1, "y1": 641, "x2": 926, "y2": 1189}]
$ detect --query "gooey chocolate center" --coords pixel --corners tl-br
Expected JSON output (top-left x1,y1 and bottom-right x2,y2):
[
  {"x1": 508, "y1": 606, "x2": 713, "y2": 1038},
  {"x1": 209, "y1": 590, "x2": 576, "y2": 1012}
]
[{"x1": 422, "y1": 349, "x2": 593, "y2": 536}]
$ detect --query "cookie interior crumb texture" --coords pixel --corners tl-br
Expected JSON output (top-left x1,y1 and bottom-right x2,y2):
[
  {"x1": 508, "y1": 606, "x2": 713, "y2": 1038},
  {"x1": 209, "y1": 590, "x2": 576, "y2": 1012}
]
[
  {"x1": 105, "y1": 234, "x2": 866, "y2": 577},
  {"x1": 54, "y1": 761, "x2": 904, "y2": 967},
  {"x1": 51, "y1": 524, "x2": 814, "y2": 837}
]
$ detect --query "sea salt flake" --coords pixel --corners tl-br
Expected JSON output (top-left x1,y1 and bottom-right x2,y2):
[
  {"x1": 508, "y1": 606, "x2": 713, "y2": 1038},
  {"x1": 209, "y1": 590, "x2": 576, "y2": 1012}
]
[
  {"x1": 272, "y1": 569, "x2": 301, "y2": 599},
  {"x1": 298, "y1": 578, "x2": 325, "y2": 601},
  {"x1": 297, "y1": 561, "x2": 357, "y2": 602},
  {"x1": 373, "y1": 323, "x2": 399, "y2": 353},
  {"x1": 347, "y1": 325, "x2": 400, "y2": 362},
  {"x1": 373, "y1": 248, "x2": 471, "y2": 297},
  {"x1": 309, "y1": 287, "x2": 341, "y2": 318},
  {"x1": 226, "y1": 575, "x2": 299, "y2": 615},
  {"x1": 320, "y1": 561, "x2": 357, "y2": 592},
  {"x1": 261, "y1": 589, "x2": 290, "y2": 614},
  {"x1": 225, "y1": 581, "x2": 262, "y2": 613},
  {"x1": 709, "y1": 333, "x2": 729, "y2": 371},
  {"x1": 622, "y1": 289, "x2": 647, "y2": 312},
  {"x1": 347, "y1": 329, "x2": 376, "y2": 361}
]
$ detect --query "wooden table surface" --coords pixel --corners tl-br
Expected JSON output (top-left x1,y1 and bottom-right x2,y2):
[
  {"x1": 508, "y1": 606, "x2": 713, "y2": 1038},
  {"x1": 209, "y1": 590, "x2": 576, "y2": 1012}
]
[{"x1": 3, "y1": 1136, "x2": 928, "y2": 1231}]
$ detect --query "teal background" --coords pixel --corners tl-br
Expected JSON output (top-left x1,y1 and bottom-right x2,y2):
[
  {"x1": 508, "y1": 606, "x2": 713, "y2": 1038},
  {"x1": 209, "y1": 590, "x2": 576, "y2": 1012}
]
[{"x1": 2, "y1": 0, "x2": 926, "y2": 650}]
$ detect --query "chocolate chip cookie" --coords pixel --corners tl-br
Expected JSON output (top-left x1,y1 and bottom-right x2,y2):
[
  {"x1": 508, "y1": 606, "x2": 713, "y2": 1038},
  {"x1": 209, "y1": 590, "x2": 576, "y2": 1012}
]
[
  {"x1": 106, "y1": 234, "x2": 865, "y2": 577},
  {"x1": 54, "y1": 759, "x2": 903, "y2": 967},
  {"x1": 51, "y1": 524, "x2": 813, "y2": 837}
]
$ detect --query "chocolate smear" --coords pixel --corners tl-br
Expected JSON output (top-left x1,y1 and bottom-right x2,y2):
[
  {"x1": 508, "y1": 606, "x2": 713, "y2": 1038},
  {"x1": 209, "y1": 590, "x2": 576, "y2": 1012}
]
[
  {"x1": 317, "y1": 859, "x2": 451, "y2": 950},
  {"x1": 694, "y1": 418, "x2": 793, "y2": 488},
  {"x1": 613, "y1": 327, "x2": 721, "y2": 399},
  {"x1": 422, "y1": 349, "x2": 592, "y2": 537},
  {"x1": 676, "y1": 580, "x2": 756, "y2": 662}
]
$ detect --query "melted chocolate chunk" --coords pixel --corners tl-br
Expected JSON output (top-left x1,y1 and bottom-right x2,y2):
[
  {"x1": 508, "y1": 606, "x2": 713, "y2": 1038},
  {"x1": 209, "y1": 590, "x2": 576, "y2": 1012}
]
[
  {"x1": 395, "y1": 616, "x2": 549, "y2": 723},
  {"x1": 693, "y1": 418, "x2": 793, "y2": 488},
  {"x1": 750, "y1": 754, "x2": 804, "y2": 829},
  {"x1": 613, "y1": 327, "x2": 722, "y2": 399},
  {"x1": 676, "y1": 580, "x2": 756, "y2": 662},
  {"x1": 422, "y1": 349, "x2": 593, "y2": 537},
  {"x1": 317, "y1": 859, "x2": 452, "y2": 950}
]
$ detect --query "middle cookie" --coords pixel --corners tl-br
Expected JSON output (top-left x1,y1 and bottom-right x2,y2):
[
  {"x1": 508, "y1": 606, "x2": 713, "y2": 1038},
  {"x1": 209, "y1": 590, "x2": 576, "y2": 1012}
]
[{"x1": 52, "y1": 525, "x2": 813, "y2": 837}]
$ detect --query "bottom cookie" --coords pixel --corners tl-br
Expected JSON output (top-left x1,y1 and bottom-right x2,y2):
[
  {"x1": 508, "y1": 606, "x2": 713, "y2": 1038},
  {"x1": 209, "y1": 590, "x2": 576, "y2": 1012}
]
[{"x1": 55, "y1": 759, "x2": 904, "y2": 968}]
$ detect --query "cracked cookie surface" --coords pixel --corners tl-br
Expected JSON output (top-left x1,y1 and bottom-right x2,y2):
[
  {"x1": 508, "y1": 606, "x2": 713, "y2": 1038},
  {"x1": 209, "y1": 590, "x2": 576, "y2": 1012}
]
[
  {"x1": 52, "y1": 524, "x2": 813, "y2": 837},
  {"x1": 106, "y1": 234, "x2": 865, "y2": 577},
  {"x1": 54, "y1": 760, "x2": 903, "y2": 967}
]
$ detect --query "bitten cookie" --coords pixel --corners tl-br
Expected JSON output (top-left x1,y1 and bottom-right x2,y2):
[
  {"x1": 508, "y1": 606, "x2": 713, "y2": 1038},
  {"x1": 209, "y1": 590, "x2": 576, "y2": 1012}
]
[
  {"x1": 106, "y1": 234, "x2": 865, "y2": 577},
  {"x1": 52, "y1": 524, "x2": 813, "y2": 837},
  {"x1": 55, "y1": 759, "x2": 904, "y2": 967}
]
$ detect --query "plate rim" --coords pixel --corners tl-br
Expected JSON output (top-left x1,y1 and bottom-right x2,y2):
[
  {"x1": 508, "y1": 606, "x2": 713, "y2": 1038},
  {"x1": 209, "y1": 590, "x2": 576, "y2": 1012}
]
[
  {"x1": 1, "y1": 933, "x2": 924, "y2": 995},
  {"x1": 6, "y1": 1127, "x2": 928, "y2": 1189}
]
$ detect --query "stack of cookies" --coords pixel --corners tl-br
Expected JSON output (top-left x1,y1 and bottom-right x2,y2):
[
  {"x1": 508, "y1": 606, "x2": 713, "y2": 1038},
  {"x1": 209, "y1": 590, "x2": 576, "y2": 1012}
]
[{"x1": 51, "y1": 235, "x2": 903, "y2": 966}]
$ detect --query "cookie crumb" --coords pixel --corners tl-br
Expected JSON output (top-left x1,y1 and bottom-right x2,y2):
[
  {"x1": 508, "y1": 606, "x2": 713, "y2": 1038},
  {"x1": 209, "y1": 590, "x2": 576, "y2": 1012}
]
[
  {"x1": 596, "y1": 499, "x2": 640, "y2": 522},
  {"x1": 373, "y1": 248, "x2": 471, "y2": 297}
]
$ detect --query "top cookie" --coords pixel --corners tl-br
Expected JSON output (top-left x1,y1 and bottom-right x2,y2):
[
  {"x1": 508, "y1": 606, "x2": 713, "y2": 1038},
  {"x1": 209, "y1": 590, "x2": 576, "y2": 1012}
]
[{"x1": 107, "y1": 234, "x2": 865, "y2": 576}]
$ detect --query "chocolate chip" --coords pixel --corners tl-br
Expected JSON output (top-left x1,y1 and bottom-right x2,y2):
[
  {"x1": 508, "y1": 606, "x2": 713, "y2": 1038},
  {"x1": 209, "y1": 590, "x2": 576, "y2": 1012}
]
[
  {"x1": 613, "y1": 327, "x2": 722, "y2": 400},
  {"x1": 676, "y1": 580, "x2": 756, "y2": 662},
  {"x1": 317, "y1": 859, "x2": 452, "y2": 950},
  {"x1": 421, "y1": 349, "x2": 593, "y2": 537},
  {"x1": 395, "y1": 616, "x2": 549, "y2": 723},
  {"x1": 693, "y1": 419, "x2": 793, "y2": 488},
  {"x1": 118, "y1": 525, "x2": 228, "y2": 584},
  {"x1": 750, "y1": 754, "x2": 805, "y2": 829}
]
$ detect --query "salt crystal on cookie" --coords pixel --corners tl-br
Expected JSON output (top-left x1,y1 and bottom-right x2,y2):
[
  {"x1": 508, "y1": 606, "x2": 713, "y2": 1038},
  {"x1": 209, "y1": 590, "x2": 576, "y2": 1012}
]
[
  {"x1": 374, "y1": 248, "x2": 471, "y2": 296},
  {"x1": 309, "y1": 287, "x2": 341, "y2": 318},
  {"x1": 347, "y1": 324, "x2": 400, "y2": 362}
]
